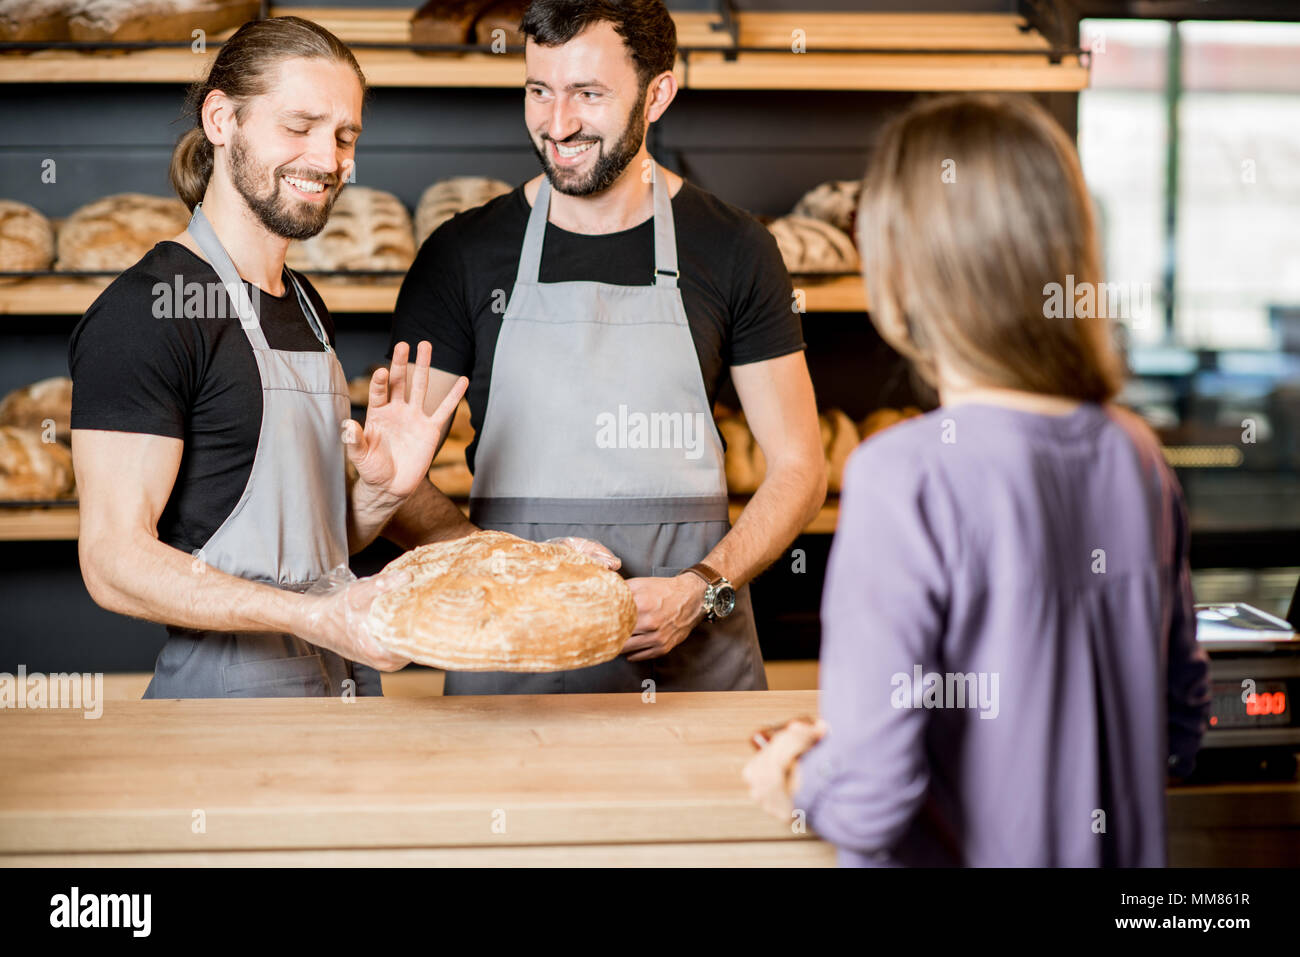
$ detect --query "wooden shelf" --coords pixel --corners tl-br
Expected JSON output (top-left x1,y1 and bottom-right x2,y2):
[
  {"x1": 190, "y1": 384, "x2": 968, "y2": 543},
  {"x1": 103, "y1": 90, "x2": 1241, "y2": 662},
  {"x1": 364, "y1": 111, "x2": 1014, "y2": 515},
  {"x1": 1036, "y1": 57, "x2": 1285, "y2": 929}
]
[
  {"x1": 0, "y1": 499, "x2": 839, "y2": 542},
  {"x1": 0, "y1": 11, "x2": 1086, "y2": 92},
  {"x1": 0, "y1": 274, "x2": 866, "y2": 315}
]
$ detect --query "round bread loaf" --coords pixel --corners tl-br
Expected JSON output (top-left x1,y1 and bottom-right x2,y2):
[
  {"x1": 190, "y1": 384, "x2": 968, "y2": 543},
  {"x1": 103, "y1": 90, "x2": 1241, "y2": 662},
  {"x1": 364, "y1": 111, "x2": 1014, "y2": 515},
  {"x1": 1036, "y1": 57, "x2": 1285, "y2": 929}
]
[
  {"x1": 0, "y1": 0, "x2": 72, "y2": 42},
  {"x1": 56, "y1": 193, "x2": 190, "y2": 273},
  {"x1": 0, "y1": 200, "x2": 56, "y2": 282},
  {"x1": 0, "y1": 376, "x2": 72, "y2": 443},
  {"x1": 286, "y1": 186, "x2": 415, "y2": 274},
  {"x1": 821, "y1": 408, "x2": 859, "y2": 493},
  {"x1": 791, "y1": 179, "x2": 862, "y2": 238},
  {"x1": 765, "y1": 215, "x2": 860, "y2": 274},
  {"x1": 415, "y1": 176, "x2": 512, "y2": 246},
  {"x1": 0, "y1": 426, "x2": 75, "y2": 501},
  {"x1": 368, "y1": 530, "x2": 636, "y2": 671},
  {"x1": 68, "y1": 0, "x2": 258, "y2": 42}
]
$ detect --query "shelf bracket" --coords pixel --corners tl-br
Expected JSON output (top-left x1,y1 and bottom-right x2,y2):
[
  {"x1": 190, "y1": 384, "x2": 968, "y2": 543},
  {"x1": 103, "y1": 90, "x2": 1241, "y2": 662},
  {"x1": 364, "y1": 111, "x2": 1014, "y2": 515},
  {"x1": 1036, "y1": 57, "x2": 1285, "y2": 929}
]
[
  {"x1": 1016, "y1": 0, "x2": 1076, "y2": 65},
  {"x1": 709, "y1": 0, "x2": 740, "y2": 61}
]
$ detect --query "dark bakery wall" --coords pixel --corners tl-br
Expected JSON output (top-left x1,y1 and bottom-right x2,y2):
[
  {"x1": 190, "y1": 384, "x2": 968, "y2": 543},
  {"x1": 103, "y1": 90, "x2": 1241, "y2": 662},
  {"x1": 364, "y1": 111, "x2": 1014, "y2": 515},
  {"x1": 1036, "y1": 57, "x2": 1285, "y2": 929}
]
[{"x1": 0, "y1": 0, "x2": 1067, "y2": 675}]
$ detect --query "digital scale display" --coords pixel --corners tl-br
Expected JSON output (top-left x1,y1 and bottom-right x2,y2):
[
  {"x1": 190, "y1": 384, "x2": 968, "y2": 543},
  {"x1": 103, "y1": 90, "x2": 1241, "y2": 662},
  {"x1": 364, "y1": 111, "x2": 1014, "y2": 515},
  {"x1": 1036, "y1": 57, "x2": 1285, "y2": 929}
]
[{"x1": 1209, "y1": 681, "x2": 1291, "y2": 729}]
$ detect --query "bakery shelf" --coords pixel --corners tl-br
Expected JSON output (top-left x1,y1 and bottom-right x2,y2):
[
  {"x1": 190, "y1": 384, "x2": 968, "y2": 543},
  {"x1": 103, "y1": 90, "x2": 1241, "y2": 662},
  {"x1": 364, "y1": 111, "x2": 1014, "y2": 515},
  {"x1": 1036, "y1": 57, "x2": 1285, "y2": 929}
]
[
  {"x1": 0, "y1": 499, "x2": 841, "y2": 542},
  {"x1": 0, "y1": 10, "x2": 1086, "y2": 93},
  {"x1": 0, "y1": 274, "x2": 866, "y2": 315}
]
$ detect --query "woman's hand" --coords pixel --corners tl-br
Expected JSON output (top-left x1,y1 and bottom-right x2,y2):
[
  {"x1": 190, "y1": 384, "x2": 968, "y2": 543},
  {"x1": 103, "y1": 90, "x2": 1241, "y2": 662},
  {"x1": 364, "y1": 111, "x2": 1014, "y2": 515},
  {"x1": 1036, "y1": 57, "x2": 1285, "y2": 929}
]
[{"x1": 742, "y1": 717, "x2": 828, "y2": 821}]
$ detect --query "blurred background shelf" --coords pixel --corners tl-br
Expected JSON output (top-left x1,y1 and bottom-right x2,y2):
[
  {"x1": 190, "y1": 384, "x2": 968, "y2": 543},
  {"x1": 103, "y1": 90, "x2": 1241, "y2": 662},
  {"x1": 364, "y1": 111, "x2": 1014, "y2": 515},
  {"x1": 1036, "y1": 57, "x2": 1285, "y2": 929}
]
[
  {"x1": 0, "y1": 9, "x2": 1086, "y2": 92},
  {"x1": 0, "y1": 499, "x2": 841, "y2": 542},
  {"x1": 0, "y1": 274, "x2": 867, "y2": 315}
]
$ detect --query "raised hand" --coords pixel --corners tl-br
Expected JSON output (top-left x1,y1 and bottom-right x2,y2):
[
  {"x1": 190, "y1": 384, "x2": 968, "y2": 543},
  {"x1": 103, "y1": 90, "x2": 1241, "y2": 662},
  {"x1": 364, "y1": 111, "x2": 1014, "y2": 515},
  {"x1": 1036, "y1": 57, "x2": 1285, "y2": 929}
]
[{"x1": 343, "y1": 341, "x2": 468, "y2": 501}]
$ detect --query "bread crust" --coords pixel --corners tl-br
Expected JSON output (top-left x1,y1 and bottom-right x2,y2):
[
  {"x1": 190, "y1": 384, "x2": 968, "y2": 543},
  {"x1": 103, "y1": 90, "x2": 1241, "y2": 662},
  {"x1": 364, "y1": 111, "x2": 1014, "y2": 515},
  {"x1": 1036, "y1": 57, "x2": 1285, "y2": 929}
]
[{"x1": 368, "y1": 530, "x2": 636, "y2": 672}]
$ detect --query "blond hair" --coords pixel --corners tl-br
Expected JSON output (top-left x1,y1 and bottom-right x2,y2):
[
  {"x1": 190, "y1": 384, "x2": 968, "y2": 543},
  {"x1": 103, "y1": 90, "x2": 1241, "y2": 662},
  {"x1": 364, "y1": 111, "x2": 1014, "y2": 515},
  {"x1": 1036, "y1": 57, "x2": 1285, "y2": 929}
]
[{"x1": 857, "y1": 93, "x2": 1122, "y2": 402}]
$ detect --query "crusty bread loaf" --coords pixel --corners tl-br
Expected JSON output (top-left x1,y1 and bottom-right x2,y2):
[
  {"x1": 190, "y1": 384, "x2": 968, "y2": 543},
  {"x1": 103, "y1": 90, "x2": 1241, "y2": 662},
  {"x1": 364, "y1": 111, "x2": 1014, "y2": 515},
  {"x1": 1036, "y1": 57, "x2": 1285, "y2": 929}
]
[
  {"x1": 858, "y1": 405, "x2": 923, "y2": 441},
  {"x1": 0, "y1": 0, "x2": 72, "y2": 41},
  {"x1": 415, "y1": 176, "x2": 512, "y2": 246},
  {"x1": 410, "y1": 0, "x2": 488, "y2": 47},
  {"x1": 286, "y1": 186, "x2": 415, "y2": 274},
  {"x1": 766, "y1": 215, "x2": 860, "y2": 274},
  {"x1": 791, "y1": 179, "x2": 862, "y2": 239},
  {"x1": 0, "y1": 426, "x2": 75, "y2": 501},
  {"x1": 56, "y1": 193, "x2": 190, "y2": 273},
  {"x1": 0, "y1": 200, "x2": 56, "y2": 283},
  {"x1": 68, "y1": 0, "x2": 258, "y2": 43},
  {"x1": 821, "y1": 409, "x2": 859, "y2": 493},
  {"x1": 0, "y1": 377, "x2": 72, "y2": 443},
  {"x1": 717, "y1": 415, "x2": 763, "y2": 494},
  {"x1": 472, "y1": 0, "x2": 527, "y2": 46},
  {"x1": 368, "y1": 529, "x2": 636, "y2": 672}
]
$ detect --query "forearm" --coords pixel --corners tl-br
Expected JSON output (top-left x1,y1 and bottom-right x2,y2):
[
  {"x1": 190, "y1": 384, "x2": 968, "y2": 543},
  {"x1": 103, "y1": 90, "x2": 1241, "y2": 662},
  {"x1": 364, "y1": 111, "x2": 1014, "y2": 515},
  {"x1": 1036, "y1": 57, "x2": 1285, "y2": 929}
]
[
  {"x1": 379, "y1": 477, "x2": 476, "y2": 550},
  {"x1": 79, "y1": 530, "x2": 301, "y2": 635},
  {"x1": 346, "y1": 473, "x2": 405, "y2": 555},
  {"x1": 701, "y1": 459, "x2": 825, "y2": 588}
]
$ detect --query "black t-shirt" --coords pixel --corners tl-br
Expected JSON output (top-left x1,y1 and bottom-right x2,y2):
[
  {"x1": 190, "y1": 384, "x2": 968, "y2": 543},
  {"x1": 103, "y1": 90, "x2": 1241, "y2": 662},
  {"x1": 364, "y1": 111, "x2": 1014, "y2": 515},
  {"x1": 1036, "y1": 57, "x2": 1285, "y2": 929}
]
[
  {"x1": 68, "y1": 241, "x2": 335, "y2": 554},
  {"x1": 389, "y1": 180, "x2": 804, "y2": 473}
]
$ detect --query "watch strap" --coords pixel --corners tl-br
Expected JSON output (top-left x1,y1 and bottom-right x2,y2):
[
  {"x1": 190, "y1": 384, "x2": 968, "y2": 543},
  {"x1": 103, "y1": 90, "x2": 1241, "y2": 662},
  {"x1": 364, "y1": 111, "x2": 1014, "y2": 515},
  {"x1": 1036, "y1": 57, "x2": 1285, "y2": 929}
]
[{"x1": 685, "y1": 562, "x2": 724, "y2": 587}]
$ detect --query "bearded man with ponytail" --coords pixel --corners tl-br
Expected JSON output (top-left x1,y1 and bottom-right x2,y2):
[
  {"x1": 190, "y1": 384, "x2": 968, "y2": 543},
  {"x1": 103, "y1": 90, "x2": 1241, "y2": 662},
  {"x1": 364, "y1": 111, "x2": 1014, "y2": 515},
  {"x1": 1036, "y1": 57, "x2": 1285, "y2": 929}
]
[{"x1": 67, "y1": 17, "x2": 471, "y2": 698}]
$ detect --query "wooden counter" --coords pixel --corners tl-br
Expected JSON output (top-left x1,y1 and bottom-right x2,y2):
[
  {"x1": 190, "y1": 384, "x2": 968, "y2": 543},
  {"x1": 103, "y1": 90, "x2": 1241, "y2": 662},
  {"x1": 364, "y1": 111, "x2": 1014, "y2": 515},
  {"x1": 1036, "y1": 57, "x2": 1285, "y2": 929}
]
[
  {"x1": 2, "y1": 686, "x2": 1294, "y2": 866},
  {"x1": 0, "y1": 690, "x2": 836, "y2": 866}
]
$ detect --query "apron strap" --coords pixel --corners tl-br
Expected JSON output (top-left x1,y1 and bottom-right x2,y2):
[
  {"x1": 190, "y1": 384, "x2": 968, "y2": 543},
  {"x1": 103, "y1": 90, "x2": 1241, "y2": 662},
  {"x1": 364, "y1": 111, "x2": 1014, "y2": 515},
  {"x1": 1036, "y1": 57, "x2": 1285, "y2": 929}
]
[
  {"x1": 650, "y1": 165, "x2": 679, "y2": 289},
  {"x1": 285, "y1": 268, "x2": 333, "y2": 353},
  {"x1": 188, "y1": 204, "x2": 331, "y2": 354},
  {"x1": 515, "y1": 162, "x2": 680, "y2": 289},
  {"x1": 515, "y1": 177, "x2": 551, "y2": 287}
]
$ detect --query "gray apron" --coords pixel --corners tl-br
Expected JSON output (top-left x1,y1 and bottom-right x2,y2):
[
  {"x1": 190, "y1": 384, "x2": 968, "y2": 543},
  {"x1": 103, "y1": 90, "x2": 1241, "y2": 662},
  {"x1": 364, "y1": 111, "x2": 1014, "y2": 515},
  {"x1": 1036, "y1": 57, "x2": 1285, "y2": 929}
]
[
  {"x1": 447, "y1": 165, "x2": 767, "y2": 695},
  {"x1": 142, "y1": 205, "x2": 381, "y2": 699}
]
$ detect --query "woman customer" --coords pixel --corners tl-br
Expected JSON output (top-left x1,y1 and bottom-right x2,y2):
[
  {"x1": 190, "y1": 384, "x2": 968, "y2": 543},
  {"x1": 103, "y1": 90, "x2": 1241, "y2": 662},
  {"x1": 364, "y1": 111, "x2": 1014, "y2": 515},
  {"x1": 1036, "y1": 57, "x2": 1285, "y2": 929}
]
[{"x1": 743, "y1": 93, "x2": 1211, "y2": 867}]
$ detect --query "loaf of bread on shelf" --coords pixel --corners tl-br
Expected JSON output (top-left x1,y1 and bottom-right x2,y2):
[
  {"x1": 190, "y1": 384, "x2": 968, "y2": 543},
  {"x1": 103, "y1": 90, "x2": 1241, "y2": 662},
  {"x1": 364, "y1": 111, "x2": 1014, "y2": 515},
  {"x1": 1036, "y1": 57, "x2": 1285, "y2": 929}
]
[
  {"x1": 0, "y1": 200, "x2": 56, "y2": 283},
  {"x1": 0, "y1": 0, "x2": 72, "y2": 42},
  {"x1": 415, "y1": 176, "x2": 513, "y2": 246},
  {"x1": 56, "y1": 193, "x2": 190, "y2": 273},
  {"x1": 821, "y1": 409, "x2": 859, "y2": 493},
  {"x1": 285, "y1": 186, "x2": 415, "y2": 275},
  {"x1": 858, "y1": 405, "x2": 924, "y2": 440},
  {"x1": 717, "y1": 415, "x2": 764, "y2": 494},
  {"x1": 410, "y1": 0, "x2": 490, "y2": 47},
  {"x1": 472, "y1": 0, "x2": 527, "y2": 46},
  {"x1": 0, "y1": 426, "x2": 75, "y2": 501},
  {"x1": 791, "y1": 179, "x2": 862, "y2": 239},
  {"x1": 368, "y1": 529, "x2": 636, "y2": 671},
  {"x1": 0, "y1": 377, "x2": 73, "y2": 444},
  {"x1": 67, "y1": 0, "x2": 258, "y2": 42},
  {"x1": 765, "y1": 215, "x2": 860, "y2": 274}
]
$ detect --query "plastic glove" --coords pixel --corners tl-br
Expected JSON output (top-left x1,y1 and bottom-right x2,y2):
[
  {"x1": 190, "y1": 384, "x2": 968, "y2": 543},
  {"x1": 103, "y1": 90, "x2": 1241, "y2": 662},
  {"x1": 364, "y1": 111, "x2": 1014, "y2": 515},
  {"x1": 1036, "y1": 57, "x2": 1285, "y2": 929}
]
[
  {"x1": 300, "y1": 564, "x2": 412, "y2": 671},
  {"x1": 544, "y1": 537, "x2": 622, "y2": 571}
]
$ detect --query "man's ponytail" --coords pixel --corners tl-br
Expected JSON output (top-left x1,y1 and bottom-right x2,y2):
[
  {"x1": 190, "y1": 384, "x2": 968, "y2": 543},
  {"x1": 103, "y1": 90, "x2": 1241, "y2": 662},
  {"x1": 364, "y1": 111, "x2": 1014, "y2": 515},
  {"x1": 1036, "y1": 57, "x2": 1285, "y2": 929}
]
[{"x1": 169, "y1": 126, "x2": 215, "y2": 212}]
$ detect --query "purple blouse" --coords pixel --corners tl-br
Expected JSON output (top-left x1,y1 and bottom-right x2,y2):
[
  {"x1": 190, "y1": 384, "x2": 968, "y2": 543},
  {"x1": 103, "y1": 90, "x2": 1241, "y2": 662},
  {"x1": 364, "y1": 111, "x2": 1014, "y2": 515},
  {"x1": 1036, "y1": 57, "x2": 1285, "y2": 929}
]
[{"x1": 794, "y1": 402, "x2": 1211, "y2": 867}]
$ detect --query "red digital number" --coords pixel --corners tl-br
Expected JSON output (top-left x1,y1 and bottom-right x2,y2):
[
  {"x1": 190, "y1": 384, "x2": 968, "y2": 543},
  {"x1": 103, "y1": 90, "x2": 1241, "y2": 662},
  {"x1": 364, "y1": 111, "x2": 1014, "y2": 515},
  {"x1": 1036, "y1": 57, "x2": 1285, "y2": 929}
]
[{"x1": 1244, "y1": 691, "x2": 1287, "y2": 716}]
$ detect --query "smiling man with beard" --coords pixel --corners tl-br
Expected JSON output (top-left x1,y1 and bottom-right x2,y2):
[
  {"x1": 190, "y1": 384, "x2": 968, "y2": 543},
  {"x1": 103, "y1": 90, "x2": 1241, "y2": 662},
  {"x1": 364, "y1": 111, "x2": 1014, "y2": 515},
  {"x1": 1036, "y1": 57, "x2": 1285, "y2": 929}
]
[
  {"x1": 68, "y1": 17, "x2": 470, "y2": 698},
  {"x1": 386, "y1": 0, "x2": 826, "y2": 695}
]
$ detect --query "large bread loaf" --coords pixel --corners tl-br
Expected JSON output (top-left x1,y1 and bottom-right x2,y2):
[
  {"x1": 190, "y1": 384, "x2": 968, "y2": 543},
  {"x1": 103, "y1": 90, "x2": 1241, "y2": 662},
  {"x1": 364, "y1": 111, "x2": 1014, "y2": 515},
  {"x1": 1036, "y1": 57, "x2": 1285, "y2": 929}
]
[{"x1": 368, "y1": 530, "x2": 635, "y2": 672}]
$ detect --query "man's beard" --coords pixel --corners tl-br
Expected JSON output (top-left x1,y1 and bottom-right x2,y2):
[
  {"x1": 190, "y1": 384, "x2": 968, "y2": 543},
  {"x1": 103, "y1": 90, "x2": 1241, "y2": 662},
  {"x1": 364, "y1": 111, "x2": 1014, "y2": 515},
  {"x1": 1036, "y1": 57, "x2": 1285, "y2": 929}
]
[
  {"x1": 228, "y1": 130, "x2": 339, "y2": 240},
  {"x1": 531, "y1": 86, "x2": 647, "y2": 197}
]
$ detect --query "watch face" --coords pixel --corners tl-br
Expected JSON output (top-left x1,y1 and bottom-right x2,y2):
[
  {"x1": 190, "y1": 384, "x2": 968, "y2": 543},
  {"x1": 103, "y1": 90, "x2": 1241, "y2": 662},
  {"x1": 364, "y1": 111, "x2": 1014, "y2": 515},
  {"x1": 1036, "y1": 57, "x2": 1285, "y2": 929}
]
[{"x1": 713, "y1": 584, "x2": 736, "y2": 618}]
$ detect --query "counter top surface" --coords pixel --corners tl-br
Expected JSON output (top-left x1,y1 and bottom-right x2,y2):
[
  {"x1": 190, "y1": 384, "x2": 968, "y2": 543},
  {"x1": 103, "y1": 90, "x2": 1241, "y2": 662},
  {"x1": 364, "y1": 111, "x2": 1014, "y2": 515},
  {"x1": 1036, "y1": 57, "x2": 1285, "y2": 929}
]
[{"x1": 0, "y1": 690, "x2": 831, "y2": 861}]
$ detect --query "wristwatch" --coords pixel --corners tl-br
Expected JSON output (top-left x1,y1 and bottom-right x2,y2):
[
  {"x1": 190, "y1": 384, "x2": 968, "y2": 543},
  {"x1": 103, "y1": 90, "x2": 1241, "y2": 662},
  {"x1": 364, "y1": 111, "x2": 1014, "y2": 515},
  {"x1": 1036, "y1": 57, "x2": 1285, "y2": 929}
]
[{"x1": 684, "y1": 562, "x2": 736, "y2": 622}]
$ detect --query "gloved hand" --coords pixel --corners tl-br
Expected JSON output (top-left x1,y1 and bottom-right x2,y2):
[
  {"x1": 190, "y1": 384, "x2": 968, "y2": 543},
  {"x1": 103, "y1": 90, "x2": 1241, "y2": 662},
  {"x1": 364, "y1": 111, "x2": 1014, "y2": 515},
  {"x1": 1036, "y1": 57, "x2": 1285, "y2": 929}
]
[
  {"x1": 545, "y1": 537, "x2": 622, "y2": 571},
  {"x1": 298, "y1": 564, "x2": 413, "y2": 672}
]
